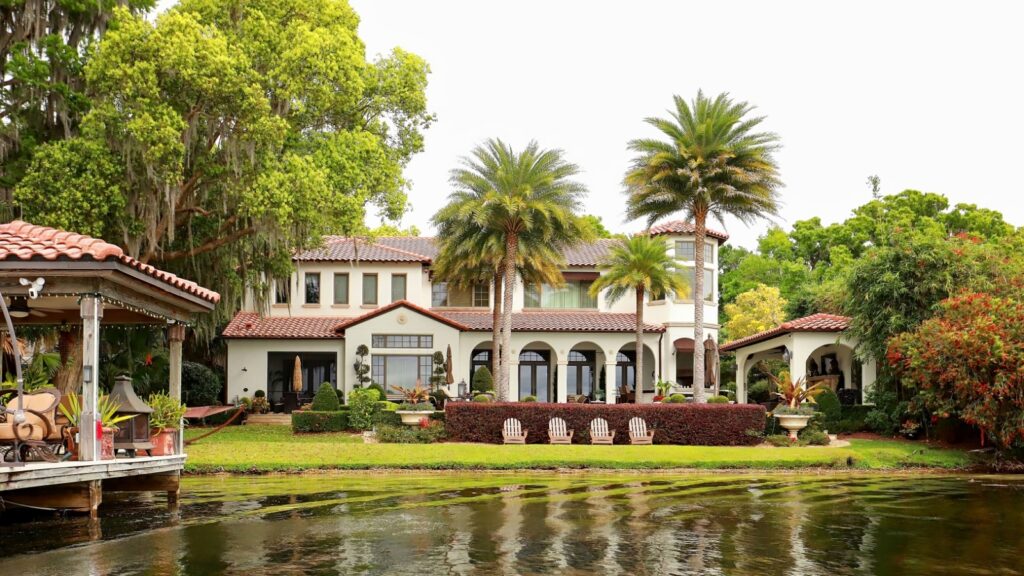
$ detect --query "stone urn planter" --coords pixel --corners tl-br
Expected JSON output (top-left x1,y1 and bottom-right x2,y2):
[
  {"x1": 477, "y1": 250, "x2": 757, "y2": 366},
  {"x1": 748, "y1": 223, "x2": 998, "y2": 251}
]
[
  {"x1": 396, "y1": 410, "x2": 434, "y2": 426},
  {"x1": 775, "y1": 413, "x2": 813, "y2": 440}
]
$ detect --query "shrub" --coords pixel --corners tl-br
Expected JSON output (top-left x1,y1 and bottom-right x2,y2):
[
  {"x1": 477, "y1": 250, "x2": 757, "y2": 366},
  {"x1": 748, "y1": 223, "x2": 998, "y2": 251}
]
[
  {"x1": 373, "y1": 410, "x2": 402, "y2": 427},
  {"x1": 747, "y1": 381, "x2": 770, "y2": 403},
  {"x1": 367, "y1": 382, "x2": 388, "y2": 401},
  {"x1": 473, "y1": 393, "x2": 492, "y2": 403},
  {"x1": 292, "y1": 410, "x2": 349, "y2": 433},
  {"x1": 799, "y1": 428, "x2": 831, "y2": 446},
  {"x1": 377, "y1": 400, "x2": 399, "y2": 411},
  {"x1": 181, "y1": 361, "x2": 222, "y2": 406},
  {"x1": 348, "y1": 388, "x2": 380, "y2": 431},
  {"x1": 398, "y1": 402, "x2": 434, "y2": 411},
  {"x1": 311, "y1": 383, "x2": 340, "y2": 411},
  {"x1": 521, "y1": 395, "x2": 537, "y2": 403},
  {"x1": 835, "y1": 405, "x2": 873, "y2": 434},
  {"x1": 253, "y1": 389, "x2": 266, "y2": 398},
  {"x1": 250, "y1": 396, "x2": 269, "y2": 414},
  {"x1": 765, "y1": 434, "x2": 795, "y2": 447},
  {"x1": 666, "y1": 394, "x2": 686, "y2": 403},
  {"x1": 837, "y1": 388, "x2": 861, "y2": 406},
  {"x1": 445, "y1": 402, "x2": 766, "y2": 445},
  {"x1": 707, "y1": 395, "x2": 729, "y2": 404},
  {"x1": 376, "y1": 421, "x2": 446, "y2": 444},
  {"x1": 814, "y1": 388, "x2": 842, "y2": 432},
  {"x1": 472, "y1": 366, "x2": 493, "y2": 393}
]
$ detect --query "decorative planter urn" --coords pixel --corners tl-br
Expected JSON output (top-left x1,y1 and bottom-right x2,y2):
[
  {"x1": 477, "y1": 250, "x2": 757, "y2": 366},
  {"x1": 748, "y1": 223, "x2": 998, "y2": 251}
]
[
  {"x1": 149, "y1": 429, "x2": 177, "y2": 456},
  {"x1": 776, "y1": 414, "x2": 813, "y2": 440},
  {"x1": 396, "y1": 411, "x2": 434, "y2": 426}
]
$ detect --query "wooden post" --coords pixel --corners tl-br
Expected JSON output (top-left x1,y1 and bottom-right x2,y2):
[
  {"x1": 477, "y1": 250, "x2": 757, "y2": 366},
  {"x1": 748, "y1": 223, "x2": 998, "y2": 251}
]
[
  {"x1": 88, "y1": 479, "x2": 102, "y2": 519},
  {"x1": 168, "y1": 324, "x2": 186, "y2": 455},
  {"x1": 80, "y1": 297, "x2": 103, "y2": 462}
]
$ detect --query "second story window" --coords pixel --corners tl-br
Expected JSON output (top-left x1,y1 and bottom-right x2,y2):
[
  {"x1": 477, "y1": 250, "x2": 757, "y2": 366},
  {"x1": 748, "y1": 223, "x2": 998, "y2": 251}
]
[
  {"x1": 304, "y1": 273, "x2": 320, "y2": 304},
  {"x1": 674, "y1": 241, "x2": 713, "y2": 263},
  {"x1": 524, "y1": 280, "x2": 597, "y2": 309},
  {"x1": 273, "y1": 277, "x2": 290, "y2": 304},
  {"x1": 362, "y1": 274, "x2": 378, "y2": 306},
  {"x1": 333, "y1": 273, "x2": 349, "y2": 305},
  {"x1": 472, "y1": 283, "x2": 490, "y2": 307},
  {"x1": 432, "y1": 282, "x2": 449, "y2": 307},
  {"x1": 391, "y1": 274, "x2": 407, "y2": 302},
  {"x1": 680, "y1": 267, "x2": 714, "y2": 302}
]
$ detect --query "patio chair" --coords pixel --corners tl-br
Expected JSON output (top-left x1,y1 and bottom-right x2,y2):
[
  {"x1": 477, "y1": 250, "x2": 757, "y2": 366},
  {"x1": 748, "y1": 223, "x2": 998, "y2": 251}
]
[
  {"x1": 589, "y1": 417, "x2": 615, "y2": 445},
  {"x1": 628, "y1": 417, "x2": 655, "y2": 445},
  {"x1": 502, "y1": 418, "x2": 528, "y2": 444},
  {"x1": 547, "y1": 417, "x2": 573, "y2": 444},
  {"x1": 0, "y1": 387, "x2": 62, "y2": 462}
]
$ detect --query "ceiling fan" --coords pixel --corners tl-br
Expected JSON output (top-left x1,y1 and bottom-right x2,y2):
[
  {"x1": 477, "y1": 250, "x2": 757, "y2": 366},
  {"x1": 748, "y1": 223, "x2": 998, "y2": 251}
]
[{"x1": 7, "y1": 296, "x2": 63, "y2": 319}]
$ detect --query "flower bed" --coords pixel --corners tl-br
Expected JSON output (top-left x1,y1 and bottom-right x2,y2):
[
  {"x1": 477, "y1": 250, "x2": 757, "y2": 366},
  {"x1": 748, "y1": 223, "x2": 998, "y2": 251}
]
[{"x1": 445, "y1": 402, "x2": 766, "y2": 445}]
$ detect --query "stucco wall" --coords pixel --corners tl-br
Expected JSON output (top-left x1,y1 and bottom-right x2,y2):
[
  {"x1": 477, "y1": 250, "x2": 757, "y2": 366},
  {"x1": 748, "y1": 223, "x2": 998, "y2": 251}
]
[{"x1": 225, "y1": 338, "x2": 344, "y2": 403}]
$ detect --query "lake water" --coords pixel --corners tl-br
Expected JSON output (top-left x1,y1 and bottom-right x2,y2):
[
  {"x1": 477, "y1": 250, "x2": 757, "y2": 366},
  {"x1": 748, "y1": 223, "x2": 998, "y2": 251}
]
[{"x1": 1, "y1": 473, "x2": 1022, "y2": 575}]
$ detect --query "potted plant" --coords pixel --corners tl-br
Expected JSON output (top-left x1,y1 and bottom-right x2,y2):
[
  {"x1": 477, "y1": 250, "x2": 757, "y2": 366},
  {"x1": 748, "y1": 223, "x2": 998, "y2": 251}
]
[
  {"x1": 60, "y1": 394, "x2": 137, "y2": 460},
  {"x1": 767, "y1": 371, "x2": 827, "y2": 439},
  {"x1": 148, "y1": 393, "x2": 187, "y2": 456},
  {"x1": 654, "y1": 380, "x2": 672, "y2": 402},
  {"x1": 393, "y1": 381, "x2": 435, "y2": 426}
]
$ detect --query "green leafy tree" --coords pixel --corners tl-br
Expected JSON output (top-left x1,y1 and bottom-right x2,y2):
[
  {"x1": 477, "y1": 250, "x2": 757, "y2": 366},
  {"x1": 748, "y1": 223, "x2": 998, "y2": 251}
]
[
  {"x1": 438, "y1": 139, "x2": 589, "y2": 400},
  {"x1": 625, "y1": 91, "x2": 782, "y2": 401},
  {"x1": 723, "y1": 284, "x2": 788, "y2": 340},
  {"x1": 11, "y1": 0, "x2": 433, "y2": 340},
  {"x1": 580, "y1": 214, "x2": 618, "y2": 238},
  {"x1": 589, "y1": 235, "x2": 688, "y2": 401}
]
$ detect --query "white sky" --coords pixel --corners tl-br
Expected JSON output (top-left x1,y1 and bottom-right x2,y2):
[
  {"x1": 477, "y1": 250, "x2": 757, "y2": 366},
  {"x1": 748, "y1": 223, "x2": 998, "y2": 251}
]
[{"x1": 160, "y1": 1, "x2": 1024, "y2": 249}]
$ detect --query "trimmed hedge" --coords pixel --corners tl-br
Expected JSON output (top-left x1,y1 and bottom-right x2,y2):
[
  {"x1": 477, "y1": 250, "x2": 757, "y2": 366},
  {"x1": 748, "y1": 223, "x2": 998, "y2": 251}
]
[
  {"x1": 835, "y1": 404, "x2": 873, "y2": 434},
  {"x1": 292, "y1": 410, "x2": 349, "y2": 433},
  {"x1": 445, "y1": 402, "x2": 766, "y2": 445}
]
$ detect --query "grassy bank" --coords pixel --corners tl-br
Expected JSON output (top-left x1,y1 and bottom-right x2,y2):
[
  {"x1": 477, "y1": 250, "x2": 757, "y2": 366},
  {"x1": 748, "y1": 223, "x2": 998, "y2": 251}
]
[{"x1": 183, "y1": 425, "x2": 974, "y2": 473}]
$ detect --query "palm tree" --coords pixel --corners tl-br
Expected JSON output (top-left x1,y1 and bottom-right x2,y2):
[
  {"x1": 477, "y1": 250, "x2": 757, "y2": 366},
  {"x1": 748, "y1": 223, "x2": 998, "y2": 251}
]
[
  {"x1": 436, "y1": 139, "x2": 588, "y2": 399},
  {"x1": 589, "y1": 235, "x2": 688, "y2": 403},
  {"x1": 625, "y1": 91, "x2": 781, "y2": 402}
]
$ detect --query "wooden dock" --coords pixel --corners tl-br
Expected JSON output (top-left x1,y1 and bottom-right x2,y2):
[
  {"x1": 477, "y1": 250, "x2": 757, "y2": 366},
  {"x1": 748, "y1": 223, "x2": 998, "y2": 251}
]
[{"x1": 0, "y1": 456, "x2": 185, "y2": 516}]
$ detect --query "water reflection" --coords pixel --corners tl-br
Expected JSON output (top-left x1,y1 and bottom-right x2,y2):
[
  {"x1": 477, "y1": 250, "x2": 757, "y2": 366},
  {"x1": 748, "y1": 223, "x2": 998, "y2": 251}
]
[{"x1": 1, "y1": 474, "x2": 1023, "y2": 575}]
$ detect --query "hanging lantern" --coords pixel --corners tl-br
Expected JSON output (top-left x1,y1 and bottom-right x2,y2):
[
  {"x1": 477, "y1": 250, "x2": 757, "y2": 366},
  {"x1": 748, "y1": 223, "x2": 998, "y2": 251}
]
[{"x1": 108, "y1": 375, "x2": 154, "y2": 457}]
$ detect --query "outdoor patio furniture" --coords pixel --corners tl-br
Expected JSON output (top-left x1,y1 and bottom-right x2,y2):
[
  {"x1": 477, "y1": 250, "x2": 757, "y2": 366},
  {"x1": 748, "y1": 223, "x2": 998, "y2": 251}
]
[
  {"x1": 0, "y1": 387, "x2": 62, "y2": 462},
  {"x1": 628, "y1": 417, "x2": 655, "y2": 445},
  {"x1": 502, "y1": 418, "x2": 527, "y2": 444},
  {"x1": 589, "y1": 418, "x2": 615, "y2": 444},
  {"x1": 548, "y1": 417, "x2": 573, "y2": 444}
]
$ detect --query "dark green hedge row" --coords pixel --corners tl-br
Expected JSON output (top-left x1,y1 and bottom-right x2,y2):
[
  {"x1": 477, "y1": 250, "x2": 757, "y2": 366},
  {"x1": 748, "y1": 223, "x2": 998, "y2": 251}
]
[
  {"x1": 835, "y1": 405, "x2": 873, "y2": 434},
  {"x1": 292, "y1": 410, "x2": 349, "y2": 432}
]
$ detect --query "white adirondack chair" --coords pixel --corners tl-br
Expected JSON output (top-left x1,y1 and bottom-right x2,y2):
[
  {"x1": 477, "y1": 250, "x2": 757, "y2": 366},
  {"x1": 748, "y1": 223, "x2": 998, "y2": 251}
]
[
  {"x1": 502, "y1": 418, "x2": 528, "y2": 444},
  {"x1": 628, "y1": 417, "x2": 655, "y2": 445},
  {"x1": 548, "y1": 417, "x2": 574, "y2": 444},
  {"x1": 589, "y1": 418, "x2": 615, "y2": 445}
]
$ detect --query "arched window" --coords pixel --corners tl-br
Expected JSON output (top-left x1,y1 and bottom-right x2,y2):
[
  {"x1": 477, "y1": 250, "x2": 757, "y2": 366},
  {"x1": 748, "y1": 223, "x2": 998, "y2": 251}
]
[
  {"x1": 470, "y1": 349, "x2": 492, "y2": 379},
  {"x1": 568, "y1": 350, "x2": 594, "y2": 398}
]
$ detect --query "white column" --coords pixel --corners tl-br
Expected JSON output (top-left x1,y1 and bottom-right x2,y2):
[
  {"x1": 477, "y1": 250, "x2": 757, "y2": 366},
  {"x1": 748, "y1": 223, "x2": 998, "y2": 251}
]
[
  {"x1": 556, "y1": 362, "x2": 569, "y2": 403},
  {"x1": 507, "y1": 360, "x2": 520, "y2": 402},
  {"x1": 168, "y1": 324, "x2": 186, "y2": 455},
  {"x1": 80, "y1": 296, "x2": 102, "y2": 462},
  {"x1": 735, "y1": 353, "x2": 747, "y2": 403},
  {"x1": 862, "y1": 357, "x2": 878, "y2": 404},
  {"x1": 604, "y1": 361, "x2": 617, "y2": 404}
]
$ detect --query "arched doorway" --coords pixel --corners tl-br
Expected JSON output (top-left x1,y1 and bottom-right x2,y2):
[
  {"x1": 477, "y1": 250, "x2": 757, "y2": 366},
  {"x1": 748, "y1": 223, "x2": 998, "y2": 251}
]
[
  {"x1": 673, "y1": 338, "x2": 695, "y2": 388},
  {"x1": 615, "y1": 344, "x2": 656, "y2": 403}
]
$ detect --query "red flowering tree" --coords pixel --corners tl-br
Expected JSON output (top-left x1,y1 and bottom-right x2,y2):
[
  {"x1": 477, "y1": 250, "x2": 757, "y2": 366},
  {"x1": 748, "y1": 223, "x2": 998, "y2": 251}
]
[{"x1": 888, "y1": 293, "x2": 1024, "y2": 450}]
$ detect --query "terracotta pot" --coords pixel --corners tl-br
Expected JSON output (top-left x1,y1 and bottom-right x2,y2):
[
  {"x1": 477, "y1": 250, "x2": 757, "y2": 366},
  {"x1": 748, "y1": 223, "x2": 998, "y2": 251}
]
[
  {"x1": 150, "y1": 429, "x2": 177, "y2": 456},
  {"x1": 101, "y1": 427, "x2": 116, "y2": 460}
]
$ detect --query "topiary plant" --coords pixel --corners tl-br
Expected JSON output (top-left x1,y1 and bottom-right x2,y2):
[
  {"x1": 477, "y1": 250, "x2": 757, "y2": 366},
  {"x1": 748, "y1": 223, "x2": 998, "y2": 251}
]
[
  {"x1": 254, "y1": 389, "x2": 266, "y2": 398},
  {"x1": 352, "y1": 344, "x2": 372, "y2": 388},
  {"x1": 472, "y1": 366, "x2": 493, "y2": 393},
  {"x1": 814, "y1": 388, "x2": 842, "y2": 432},
  {"x1": 666, "y1": 393, "x2": 687, "y2": 403},
  {"x1": 311, "y1": 383, "x2": 340, "y2": 411},
  {"x1": 707, "y1": 395, "x2": 729, "y2": 404},
  {"x1": 473, "y1": 393, "x2": 492, "y2": 403},
  {"x1": 521, "y1": 395, "x2": 537, "y2": 402}
]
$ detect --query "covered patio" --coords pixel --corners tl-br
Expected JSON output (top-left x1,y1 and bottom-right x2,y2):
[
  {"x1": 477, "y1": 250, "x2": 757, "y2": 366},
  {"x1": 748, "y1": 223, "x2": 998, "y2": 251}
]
[
  {"x1": 721, "y1": 314, "x2": 876, "y2": 405},
  {"x1": 0, "y1": 221, "x2": 218, "y2": 515}
]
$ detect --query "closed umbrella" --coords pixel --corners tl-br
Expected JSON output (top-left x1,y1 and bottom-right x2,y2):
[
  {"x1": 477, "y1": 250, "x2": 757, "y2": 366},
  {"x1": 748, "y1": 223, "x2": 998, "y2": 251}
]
[
  {"x1": 445, "y1": 345, "x2": 454, "y2": 386},
  {"x1": 704, "y1": 335, "x2": 719, "y2": 399},
  {"x1": 292, "y1": 355, "x2": 303, "y2": 393}
]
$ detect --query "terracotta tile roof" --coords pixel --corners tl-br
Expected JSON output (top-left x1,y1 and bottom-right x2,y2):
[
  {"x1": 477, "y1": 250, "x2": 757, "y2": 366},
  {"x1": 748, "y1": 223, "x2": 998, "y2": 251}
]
[
  {"x1": 646, "y1": 220, "x2": 729, "y2": 242},
  {"x1": 436, "y1": 310, "x2": 666, "y2": 333},
  {"x1": 334, "y1": 300, "x2": 470, "y2": 332},
  {"x1": 720, "y1": 313, "x2": 852, "y2": 352},
  {"x1": 0, "y1": 220, "x2": 220, "y2": 303},
  {"x1": 375, "y1": 237, "x2": 438, "y2": 260},
  {"x1": 562, "y1": 239, "x2": 617, "y2": 266},
  {"x1": 222, "y1": 312, "x2": 345, "y2": 339},
  {"x1": 294, "y1": 237, "x2": 432, "y2": 263}
]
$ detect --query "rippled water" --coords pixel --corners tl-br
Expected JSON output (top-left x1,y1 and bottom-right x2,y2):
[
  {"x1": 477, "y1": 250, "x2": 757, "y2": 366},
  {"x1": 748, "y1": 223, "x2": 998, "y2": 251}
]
[{"x1": 1, "y1": 473, "x2": 1023, "y2": 575}]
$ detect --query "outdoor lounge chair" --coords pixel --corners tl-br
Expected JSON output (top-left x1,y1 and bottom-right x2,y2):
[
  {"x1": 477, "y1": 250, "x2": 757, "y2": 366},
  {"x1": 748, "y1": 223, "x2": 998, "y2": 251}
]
[
  {"x1": 502, "y1": 418, "x2": 528, "y2": 444},
  {"x1": 628, "y1": 417, "x2": 655, "y2": 445},
  {"x1": 548, "y1": 417, "x2": 573, "y2": 444},
  {"x1": 0, "y1": 386, "x2": 62, "y2": 462},
  {"x1": 589, "y1": 417, "x2": 615, "y2": 444}
]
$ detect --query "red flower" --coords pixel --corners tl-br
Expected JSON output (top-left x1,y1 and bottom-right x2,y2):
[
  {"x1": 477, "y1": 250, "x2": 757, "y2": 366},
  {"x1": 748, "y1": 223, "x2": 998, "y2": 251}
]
[{"x1": 145, "y1": 354, "x2": 153, "y2": 366}]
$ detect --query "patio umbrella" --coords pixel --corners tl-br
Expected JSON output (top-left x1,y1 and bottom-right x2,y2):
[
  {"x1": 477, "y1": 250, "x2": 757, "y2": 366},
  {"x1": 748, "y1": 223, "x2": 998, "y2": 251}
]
[
  {"x1": 445, "y1": 345, "x2": 454, "y2": 386},
  {"x1": 292, "y1": 355, "x2": 303, "y2": 393},
  {"x1": 704, "y1": 335, "x2": 720, "y2": 398}
]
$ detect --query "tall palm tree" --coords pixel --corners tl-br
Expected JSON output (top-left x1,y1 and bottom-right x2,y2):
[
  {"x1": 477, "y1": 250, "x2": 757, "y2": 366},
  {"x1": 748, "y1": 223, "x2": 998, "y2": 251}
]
[
  {"x1": 625, "y1": 91, "x2": 781, "y2": 402},
  {"x1": 589, "y1": 235, "x2": 688, "y2": 403},
  {"x1": 436, "y1": 139, "x2": 588, "y2": 399}
]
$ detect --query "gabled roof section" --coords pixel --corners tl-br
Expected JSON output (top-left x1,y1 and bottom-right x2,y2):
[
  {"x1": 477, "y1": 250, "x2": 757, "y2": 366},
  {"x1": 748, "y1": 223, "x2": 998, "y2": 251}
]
[
  {"x1": 294, "y1": 237, "x2": 432, "y2": 263},
  {"x1": 646, "y1": 220, "x2": 729, "y2": 242},
  {"x1": 0, "y1": 220, "x2": 220, "y2": 304},
  {"x1": 435, "y1": 310, "x2": 666, "y2": 333},
  {"x1": 222, "y1": 312, "x2": 345, "y2": 339},
  {"x1": 334, "y1": 300, "x2": 470, "y2": 332},
  {"x1": 721, "y1": 313, "x2": 852, "y2": 352}
]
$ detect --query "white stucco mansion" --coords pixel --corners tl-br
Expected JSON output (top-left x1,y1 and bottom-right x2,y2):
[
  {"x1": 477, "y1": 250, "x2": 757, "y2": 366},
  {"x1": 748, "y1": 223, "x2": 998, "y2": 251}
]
[{"x1": 222, "y1": 221, "x2": 726, "y2": 408}]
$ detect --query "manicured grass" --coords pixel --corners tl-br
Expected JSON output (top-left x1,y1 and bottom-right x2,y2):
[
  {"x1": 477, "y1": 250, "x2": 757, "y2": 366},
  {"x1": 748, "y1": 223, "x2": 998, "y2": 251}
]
[{"x1": 183, "y1": 425, "x2": 974, "y2": 473}]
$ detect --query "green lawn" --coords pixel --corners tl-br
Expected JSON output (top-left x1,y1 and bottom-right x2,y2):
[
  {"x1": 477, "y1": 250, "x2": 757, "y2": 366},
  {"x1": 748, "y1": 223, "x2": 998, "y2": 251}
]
[{"x1": 183, "y1": 425, "x2": 974, "y2": 473}]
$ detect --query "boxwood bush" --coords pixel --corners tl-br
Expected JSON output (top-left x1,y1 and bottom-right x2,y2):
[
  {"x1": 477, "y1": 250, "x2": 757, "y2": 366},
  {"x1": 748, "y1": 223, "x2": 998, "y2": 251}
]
[
  {"x1": 292, "y1": 410, "x2": 349, "y2": 432},
  {"x1": 311, "y1": 384, "x2": 340, "y2": 411},
  {"x1": 445, "y1": 402, "x2": 766, "y2": 445}
]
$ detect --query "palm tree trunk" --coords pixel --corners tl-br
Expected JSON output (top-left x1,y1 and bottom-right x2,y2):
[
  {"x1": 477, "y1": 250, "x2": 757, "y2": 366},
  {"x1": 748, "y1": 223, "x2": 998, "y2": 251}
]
[
  {"x1": 499, "y1": 235, "x2": 518, "y2": 401},
  {"x1": 692, "y1": 216, "x2": 707, "y2": 403},
  {"x1": 491, "y1": 269, "x2": 502, "y2": 379},
  {"x1": 635, "y1": 287, "x2": 644, "y2": 404}
]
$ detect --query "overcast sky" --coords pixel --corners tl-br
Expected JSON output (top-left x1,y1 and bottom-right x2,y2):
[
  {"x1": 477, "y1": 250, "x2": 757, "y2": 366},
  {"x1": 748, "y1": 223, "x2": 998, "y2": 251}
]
[{"x1": 347, "y1": 0, "x2": 1023, "y2": 248}]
